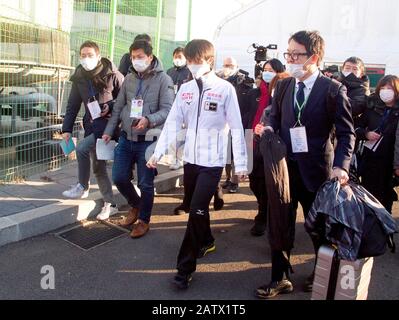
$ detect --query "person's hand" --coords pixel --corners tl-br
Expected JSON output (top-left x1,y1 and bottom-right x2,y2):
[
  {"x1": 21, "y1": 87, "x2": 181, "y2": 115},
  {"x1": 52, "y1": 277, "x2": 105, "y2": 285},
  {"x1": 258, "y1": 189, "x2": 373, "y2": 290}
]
[
  {"x1": 102, "y1": 134, "x2": 111, "y2": 144},
  {"x1": 62, "y1": 132, "x2": 71, "y2": 143},
  {"x1": 331, "y1": 167, "x2": 349, "y2": 185},
  {"x1": 146, "y1": 155, "x2": 158, "y2": 169},
  {"x1": 254, "y1": 122, "x2": 266, "y2": 136},
  {"x1": 366, "y1": 131, "x2": 381, "y2": 141},
  {"x1": 133, "y1": 117, "x2": 149, "y2": 130},
  {"x1": 100, "y1": 103, "x2": 111, "y2": 118}
]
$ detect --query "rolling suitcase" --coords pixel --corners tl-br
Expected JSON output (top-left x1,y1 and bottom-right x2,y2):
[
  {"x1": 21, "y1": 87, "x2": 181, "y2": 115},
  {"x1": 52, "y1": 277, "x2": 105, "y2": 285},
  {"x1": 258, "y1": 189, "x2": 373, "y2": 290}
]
[{"x1": 311, "y1": 245, "x2": 374, "y2": 300}]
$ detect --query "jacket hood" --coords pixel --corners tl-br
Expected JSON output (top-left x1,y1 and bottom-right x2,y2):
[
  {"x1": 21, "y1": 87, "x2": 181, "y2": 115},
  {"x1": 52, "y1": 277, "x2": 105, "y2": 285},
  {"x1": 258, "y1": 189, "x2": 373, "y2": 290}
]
[{"x1": 131, "y1": 56, "x2": 163, "y2": 79}]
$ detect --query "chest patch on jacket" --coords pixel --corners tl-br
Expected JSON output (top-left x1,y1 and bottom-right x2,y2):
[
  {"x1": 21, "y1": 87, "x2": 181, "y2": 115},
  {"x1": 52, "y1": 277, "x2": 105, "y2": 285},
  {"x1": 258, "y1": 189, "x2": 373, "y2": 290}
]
[
  {"x1": 182, "y1": 92, "x2": 194, "y2": 105},
  {"x1": 204, "y1": 101, "x2": 218, "y2": 112}
]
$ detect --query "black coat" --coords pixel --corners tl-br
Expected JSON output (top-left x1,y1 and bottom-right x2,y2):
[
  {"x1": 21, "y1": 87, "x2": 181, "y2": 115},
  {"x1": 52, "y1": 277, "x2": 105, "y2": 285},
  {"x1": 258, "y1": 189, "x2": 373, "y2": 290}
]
[
  {"x1": 267, "y1": 74, "x2": 356, "y2": 192},
  {"x1": 62, "y1": 58, "x2": 124, "y2": 138},
  {"x1": 337, "y1": 73, "x2": 370, "y2": 118},
  {"x1": 355, "y1": 94, "x2": 399, "y2": 209},
  {"x1": 260, "y1": 131, "x2": 295, "y2": 251},
  {"x1": 166, "y1": 66, "x2": 191, "y2": 92}
]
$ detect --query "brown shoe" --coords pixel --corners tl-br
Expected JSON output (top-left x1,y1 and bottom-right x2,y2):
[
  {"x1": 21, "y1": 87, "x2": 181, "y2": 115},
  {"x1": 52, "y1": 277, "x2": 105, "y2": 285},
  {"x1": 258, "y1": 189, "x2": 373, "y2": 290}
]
[
  {"x1": 118, "y1": 207, "x2": 139, "y2": 227},
  {"x1": 130, "y1": 220, "x2": 149, "y2": 238}
]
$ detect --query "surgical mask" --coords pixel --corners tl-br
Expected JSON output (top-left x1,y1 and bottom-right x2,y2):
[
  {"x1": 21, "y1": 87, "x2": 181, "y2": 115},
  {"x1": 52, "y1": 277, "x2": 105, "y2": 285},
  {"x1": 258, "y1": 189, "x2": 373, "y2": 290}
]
[
  {"x1": 132, "y1": 59, "x2": 150, "y2": 73},
  {"x1": 222, "y1": 67, "x2": 237, "y2": 78},
  {"x1": 80, "y1": 57, "x2": 99, "y2": 71},
  {"x1": 173, "y1": 58, "x2": 186, "y2": 68},
  {"x1": 188, "y1": 63, "x2": 211, "y2": 79},
  {"x1": 342, "y1": 71, "x2": 352, "y2": 78},
  {"x1": 380, "y1": 89, "x2": 395, "y2": 103},
  {"x1": 262, "y1": 71, "x2": 276, "y2": 83},
  {"x1": 286, "y1": 56, "x2": 312, "y2": 79}
]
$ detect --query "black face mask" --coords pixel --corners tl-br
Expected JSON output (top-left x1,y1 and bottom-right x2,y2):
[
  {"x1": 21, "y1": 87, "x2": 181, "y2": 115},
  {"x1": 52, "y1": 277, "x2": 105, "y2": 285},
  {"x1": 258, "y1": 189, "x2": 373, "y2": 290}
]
[{"x1": 343, "y1": 72, "x2": 359, "y2": 82}]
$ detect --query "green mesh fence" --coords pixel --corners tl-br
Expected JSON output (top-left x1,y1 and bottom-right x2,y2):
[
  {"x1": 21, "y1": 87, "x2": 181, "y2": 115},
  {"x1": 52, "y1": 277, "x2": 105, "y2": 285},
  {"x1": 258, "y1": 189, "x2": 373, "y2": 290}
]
[{"x1": 0, "y1": 0, "x2": 189, "y2": 183}]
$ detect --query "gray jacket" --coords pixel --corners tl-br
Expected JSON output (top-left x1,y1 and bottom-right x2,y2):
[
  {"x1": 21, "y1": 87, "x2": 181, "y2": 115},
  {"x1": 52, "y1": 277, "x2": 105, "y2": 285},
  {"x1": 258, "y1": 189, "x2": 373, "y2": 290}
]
[{"x1": 104, "y1": 56, "x2": 174, "y2": 140}]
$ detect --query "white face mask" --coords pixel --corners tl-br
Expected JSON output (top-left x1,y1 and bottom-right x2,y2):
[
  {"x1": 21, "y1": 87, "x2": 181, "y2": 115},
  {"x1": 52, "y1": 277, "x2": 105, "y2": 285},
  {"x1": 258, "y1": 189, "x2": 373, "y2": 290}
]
[
  {"x1": 342, "y1": 71, "x2": 352, "y2": 78},
  {"x1": 173, "y1": 58, "x2": 186, "y2": 68},
  {"x1": 80, "y1": 57, "x2": 99, "y2": 71},
  {"x1": 262, "y1": 71, "x2": 276, "y2": 83},
  {"x1": 222, "y1": 67, "x2": 237, "y2": 78},
  {"x1": 380, "y1": 89, "x2": 395, "y2": 104},
  {"x1": 286, "y1": 56, "x2": 312, "y2": 79},
  {"x1": 132, "y1": 59, "x2": 150, "y2": 73},
  {"x1": 188, "y1": 63, "x2": 211, "y2": 79}
]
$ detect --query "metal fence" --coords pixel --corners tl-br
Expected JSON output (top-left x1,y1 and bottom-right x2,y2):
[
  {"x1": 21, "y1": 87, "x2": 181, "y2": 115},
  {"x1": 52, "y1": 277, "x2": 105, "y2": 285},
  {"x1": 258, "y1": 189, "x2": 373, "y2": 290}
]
[{"x1": 0, "y1": 0, "x2": 190, "y2": 182}]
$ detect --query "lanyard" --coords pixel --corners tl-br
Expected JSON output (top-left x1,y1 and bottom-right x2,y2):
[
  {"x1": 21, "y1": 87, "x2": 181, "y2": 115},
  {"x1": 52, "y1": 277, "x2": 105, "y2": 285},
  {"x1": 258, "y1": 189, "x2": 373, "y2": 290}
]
[
  {"x1": 135, "y1": 79, "x2": 143, "y2": 98},
  {"x1": 294, "y1": 91, "x2": 309, "y2": 126},
  {"x1": 376, "y1": 108, "x2": 391, "y2": 133}
]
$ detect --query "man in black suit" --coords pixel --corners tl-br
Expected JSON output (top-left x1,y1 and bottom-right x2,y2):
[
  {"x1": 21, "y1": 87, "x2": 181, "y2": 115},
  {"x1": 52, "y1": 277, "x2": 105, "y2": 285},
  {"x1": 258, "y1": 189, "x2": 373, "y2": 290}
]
[{"x1": 254, "y1": 30, "x2": 355, "y2": 299}]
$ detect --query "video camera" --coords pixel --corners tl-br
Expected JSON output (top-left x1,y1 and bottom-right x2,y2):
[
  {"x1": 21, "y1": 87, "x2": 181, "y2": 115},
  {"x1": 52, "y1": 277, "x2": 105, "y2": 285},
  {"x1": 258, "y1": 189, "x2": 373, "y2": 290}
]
[
  {"x1": 236, "y1": 69, "x2": 254, "y2": 88},
  {"x1": 249, "y1": 43, "x2": 278, "y2": 78}
]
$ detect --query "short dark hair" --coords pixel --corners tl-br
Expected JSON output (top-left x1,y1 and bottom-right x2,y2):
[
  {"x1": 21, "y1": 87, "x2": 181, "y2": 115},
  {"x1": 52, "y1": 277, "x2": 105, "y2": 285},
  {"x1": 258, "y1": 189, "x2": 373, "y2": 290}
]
[
  {"x1": 376, "y1": 75, "x2": 399, "y2": 102},
  {"x1": 289, "y1": 30, "x2": 325, "y2": 66},
  {"x1": 263, "y1": 58, "x2": 285, "y2": 73},
  {"x1": 184, "y1": 39, "x2": 214, "y2": 64},
  {"x1": 80, "y1": 41, "x2": 100, "y2": 55},
  {"x1": 134, "y1": 34, "x2": 152, "y2": 45},
  {"x1": 173, "y1": 47, "x2": 185, "y2": 56},
  {"x1": 129, "y1": 40, "x2": 153, "y2": 56},
  {"x1": 343, "y1": 56, "x2": 365, "y2": 76}
]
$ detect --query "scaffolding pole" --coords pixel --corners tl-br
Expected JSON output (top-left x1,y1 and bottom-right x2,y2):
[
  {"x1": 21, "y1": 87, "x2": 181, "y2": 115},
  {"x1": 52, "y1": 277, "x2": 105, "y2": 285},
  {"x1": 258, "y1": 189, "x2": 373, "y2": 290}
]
[
  {"x1": 187, "y1": 0, "x2": 192, "y2": 41},
  {"x1": 154, "y1": 0, "x2": 164, "y2": 57},
  {"x1": 108, "y1": 0, "x2": 118, "y2": 61}
]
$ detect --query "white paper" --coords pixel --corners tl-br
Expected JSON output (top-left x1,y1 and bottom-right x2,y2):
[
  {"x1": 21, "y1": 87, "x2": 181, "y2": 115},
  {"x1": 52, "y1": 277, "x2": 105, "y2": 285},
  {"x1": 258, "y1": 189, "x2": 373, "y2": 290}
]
[
  {"x1": 290, "y1": 126, "x2": 309, "y2": 153},
  {"x1": 87, "y1": 100, "x2": 102, "y2": 120},
  {"x1": 364, "y1": 136, "x2": 383, "y2": 152},
  {"x1": 96, "y1": 139, "x2": 117, "y2": 160},
  {"x1": 130, "y1": 99, "x2": 143, "y2": 118}
]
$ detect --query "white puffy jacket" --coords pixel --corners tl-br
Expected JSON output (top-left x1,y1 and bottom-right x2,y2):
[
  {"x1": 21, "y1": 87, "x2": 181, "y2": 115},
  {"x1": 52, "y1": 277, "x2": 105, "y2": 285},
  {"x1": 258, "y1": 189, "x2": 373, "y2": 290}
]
[{"x1": 153, "y1": 71, "x2": 248, "y2": 173}]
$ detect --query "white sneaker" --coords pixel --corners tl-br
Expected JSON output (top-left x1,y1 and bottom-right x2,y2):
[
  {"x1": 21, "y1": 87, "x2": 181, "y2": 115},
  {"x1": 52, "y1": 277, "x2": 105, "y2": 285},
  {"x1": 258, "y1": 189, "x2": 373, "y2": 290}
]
[
  {"x1": 62, "y1": 183, "x2": 89, "y2": 199},
  {"x1": 169, "y1": 161, "x2": 182, "y2": 170},
  {"x1": 96, "y1": 202, "x2": 119, "y2": 221}
]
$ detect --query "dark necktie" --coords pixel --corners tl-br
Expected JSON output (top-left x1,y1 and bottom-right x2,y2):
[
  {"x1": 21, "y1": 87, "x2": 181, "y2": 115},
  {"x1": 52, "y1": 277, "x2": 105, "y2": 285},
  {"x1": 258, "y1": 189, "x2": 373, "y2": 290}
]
[{"x1": 295, "y1": 82, "x2": 306, "y2": 118}]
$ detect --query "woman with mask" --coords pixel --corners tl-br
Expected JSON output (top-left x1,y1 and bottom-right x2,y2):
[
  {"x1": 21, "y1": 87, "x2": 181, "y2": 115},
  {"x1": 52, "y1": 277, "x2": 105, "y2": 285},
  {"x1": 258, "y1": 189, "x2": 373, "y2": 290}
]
[
  {"x1": 245, "y1": 59, "x2": 288, "y2": 236},
  {"x1": 61, "y1": 41, "x2": 124, "y2": 220},
  {"x1": 356, "y1": 75, "x2": 399, "y2": 214}
]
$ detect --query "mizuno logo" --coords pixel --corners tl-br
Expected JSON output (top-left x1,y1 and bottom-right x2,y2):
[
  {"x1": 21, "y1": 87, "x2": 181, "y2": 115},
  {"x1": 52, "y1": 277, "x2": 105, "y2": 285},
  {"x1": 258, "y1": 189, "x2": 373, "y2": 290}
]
[{"x1": 195, "y1": 209, "x2": 205, "y2": 216}]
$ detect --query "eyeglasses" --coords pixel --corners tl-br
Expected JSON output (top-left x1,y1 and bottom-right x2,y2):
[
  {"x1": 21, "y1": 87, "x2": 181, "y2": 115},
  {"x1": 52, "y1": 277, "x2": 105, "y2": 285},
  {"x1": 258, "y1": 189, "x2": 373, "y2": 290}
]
[{"x1": 283, "y1": 52, "x2": 309, "y2": 61}]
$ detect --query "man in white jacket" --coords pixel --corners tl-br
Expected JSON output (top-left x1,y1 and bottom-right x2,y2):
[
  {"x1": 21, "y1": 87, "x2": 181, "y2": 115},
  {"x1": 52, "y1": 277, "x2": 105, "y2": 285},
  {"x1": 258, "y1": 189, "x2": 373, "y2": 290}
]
[{"x1": 147, "y1": 39, "x2": 248, "y2": 289}]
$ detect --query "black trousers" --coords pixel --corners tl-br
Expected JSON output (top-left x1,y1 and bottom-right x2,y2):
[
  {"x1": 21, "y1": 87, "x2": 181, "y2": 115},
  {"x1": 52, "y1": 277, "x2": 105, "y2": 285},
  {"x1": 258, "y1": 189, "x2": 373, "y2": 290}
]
[
  {"x1": 271, "y1": 160, "x2": 319, "y2": 281},
  {"x1": 177, "y1": 164, "x2": 223, "y2": 275}
]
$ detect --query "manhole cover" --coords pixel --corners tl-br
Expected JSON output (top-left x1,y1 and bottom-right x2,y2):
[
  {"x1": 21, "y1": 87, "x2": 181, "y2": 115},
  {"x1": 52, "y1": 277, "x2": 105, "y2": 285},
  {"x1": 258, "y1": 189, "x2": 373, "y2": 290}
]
[{"x1": 57, "y1": 221, "x2": 127, "y2": 251}]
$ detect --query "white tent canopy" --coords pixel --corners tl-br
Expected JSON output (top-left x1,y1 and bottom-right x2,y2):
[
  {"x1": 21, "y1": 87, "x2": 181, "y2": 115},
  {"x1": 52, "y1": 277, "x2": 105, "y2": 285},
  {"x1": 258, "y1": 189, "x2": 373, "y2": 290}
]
[{"x1": 214, "y1": 0, "x2": 399, "y2": 78}]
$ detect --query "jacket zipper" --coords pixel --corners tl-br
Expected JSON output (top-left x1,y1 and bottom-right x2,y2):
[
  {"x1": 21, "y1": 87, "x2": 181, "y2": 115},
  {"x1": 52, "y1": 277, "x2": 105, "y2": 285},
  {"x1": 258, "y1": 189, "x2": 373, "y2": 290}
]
[{"x1": 193, "y1": 82, "x2": 211, "y2": 163}]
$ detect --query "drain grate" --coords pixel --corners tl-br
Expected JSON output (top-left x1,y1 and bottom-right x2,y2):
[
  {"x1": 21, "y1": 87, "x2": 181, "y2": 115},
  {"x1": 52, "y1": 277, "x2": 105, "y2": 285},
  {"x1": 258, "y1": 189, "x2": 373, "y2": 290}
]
[{"x1": 57, "y1": 221, "x2": 127, "y2": 251}]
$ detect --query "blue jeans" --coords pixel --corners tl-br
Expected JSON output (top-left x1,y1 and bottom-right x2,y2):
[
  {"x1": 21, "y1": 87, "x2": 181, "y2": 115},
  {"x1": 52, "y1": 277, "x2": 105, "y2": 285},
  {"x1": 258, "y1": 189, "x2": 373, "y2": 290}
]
[{"x1": 112, "y1": 135, "x2": 156, "y2": 224}]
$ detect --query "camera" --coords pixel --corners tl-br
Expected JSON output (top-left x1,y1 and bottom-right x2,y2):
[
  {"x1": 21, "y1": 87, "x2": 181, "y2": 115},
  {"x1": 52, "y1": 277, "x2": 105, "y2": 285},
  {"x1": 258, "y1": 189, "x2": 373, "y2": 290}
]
[
  {"x1": 252, "y1": 43, "x2": 278, "y2": 63},
  {"x1": 250, "y1": 43, "x2": 278, "y2": 78},
  {"x1": 236, "y1": 69, "x2": 254, "y2": 87}
]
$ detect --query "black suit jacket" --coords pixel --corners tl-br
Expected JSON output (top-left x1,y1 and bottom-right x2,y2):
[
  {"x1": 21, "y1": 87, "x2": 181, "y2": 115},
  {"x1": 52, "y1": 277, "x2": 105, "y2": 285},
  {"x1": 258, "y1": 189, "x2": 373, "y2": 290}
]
[{"x1": 267, "y1": 73, "x2": 355, "y2": 192}]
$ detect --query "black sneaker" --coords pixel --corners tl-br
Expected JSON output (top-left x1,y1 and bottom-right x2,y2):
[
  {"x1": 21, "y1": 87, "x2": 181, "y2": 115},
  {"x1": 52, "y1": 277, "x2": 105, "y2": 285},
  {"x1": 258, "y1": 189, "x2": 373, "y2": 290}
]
[
  {"x1": 255, "y1": 280, "x2": 294, "y2": 299},
  {"x1": 173, "y1": 273, "x2": 192, "y2": 289},
  {"x1": 198, "y1": 243, "x2": 216, "y2": 258},
  {"x1": 173, "y1": 204, "x2": 189, "y2": 215},
  {"x1": 250, "y1": 223, "x2": 267, "y2": 236},
  {"x1": 221, "y1": 180, "x2": 231, "y2": 189},
  {"x1": 228, "y1": 183, "x2": 238, "y2": 193},
  {"x1": 213, "y1": 197, "x2": 224, "y2": 211},
  {"x1": 303, "y1": 272, "x2": 314, "y2": 292}
]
